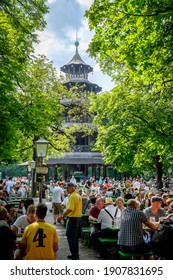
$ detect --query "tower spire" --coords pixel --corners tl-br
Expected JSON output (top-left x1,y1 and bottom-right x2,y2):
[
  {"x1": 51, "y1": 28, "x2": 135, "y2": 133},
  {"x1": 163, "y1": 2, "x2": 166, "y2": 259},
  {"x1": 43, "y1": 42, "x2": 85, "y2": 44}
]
[{"x1": 75, "y1": 29, "x2": 79, "y2": 54}]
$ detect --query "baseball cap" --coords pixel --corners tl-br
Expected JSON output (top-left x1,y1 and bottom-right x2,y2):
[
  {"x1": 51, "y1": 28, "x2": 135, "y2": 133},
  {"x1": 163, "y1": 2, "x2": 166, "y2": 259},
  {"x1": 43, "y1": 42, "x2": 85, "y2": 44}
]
[
  {"x1": 64, "y1": 182, "x2": 76, "y2": 189},
  {"x1": 151, "y1": 196, "x2": 163, "y2": 203}
]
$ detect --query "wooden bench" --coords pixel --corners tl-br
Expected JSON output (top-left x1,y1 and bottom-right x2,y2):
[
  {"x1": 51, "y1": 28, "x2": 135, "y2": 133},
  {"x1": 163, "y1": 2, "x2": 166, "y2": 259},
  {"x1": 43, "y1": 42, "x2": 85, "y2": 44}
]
[
  {"x1": 81, "y1": 227, "x2": 91, "y2": 247},
  {"x1": 9, "y1": 196, "x2": 28, "y2": 209},
  {"x1": 98, "y1": 237, "x2": 118, "y2": 244},
  {"x1": 118, "y1": 250, "x2": 154, "y2": 260},
  {"x1": 9, "y1": 197, "x2": 23, "y2": 209},
  {"x1": 98, "y1": 237, "x2": 118, "y2": 259}
]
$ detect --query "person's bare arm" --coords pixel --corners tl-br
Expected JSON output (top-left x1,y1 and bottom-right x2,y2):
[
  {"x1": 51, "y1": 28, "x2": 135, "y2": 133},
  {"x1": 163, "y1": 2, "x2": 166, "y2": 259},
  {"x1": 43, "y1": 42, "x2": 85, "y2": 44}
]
[
  {"x1": 145, "y1": 220, "x2": 157, "y2": 230},
  {"x1": 63, "y1": 209, "x2": 72, "y2": 218},
  {"x1": 89, "y1": 215, "x2": 98, "y2": 221},
  {"x1": 11, "y1": 225, "x2": 22, "y2": 236},
  {"x1": 53, "y1": 242, "x2": 58, "y2": 253},
  {"x1": 165, "y1": 213, "x2": 173, "y2": 219}
]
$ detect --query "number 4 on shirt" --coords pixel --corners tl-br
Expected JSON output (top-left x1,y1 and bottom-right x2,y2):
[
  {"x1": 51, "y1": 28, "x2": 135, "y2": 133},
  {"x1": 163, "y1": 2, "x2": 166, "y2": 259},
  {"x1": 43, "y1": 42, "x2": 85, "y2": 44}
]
[{"x1": 33, "y1": 228, "x2": 47, "y2": 247}]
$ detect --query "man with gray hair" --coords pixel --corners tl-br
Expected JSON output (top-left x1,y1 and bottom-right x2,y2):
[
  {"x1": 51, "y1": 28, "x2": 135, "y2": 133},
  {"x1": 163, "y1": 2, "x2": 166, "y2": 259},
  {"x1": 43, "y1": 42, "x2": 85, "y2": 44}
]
[{"x1": 118, "y1": 199, "x2": 156, "y2": 254}]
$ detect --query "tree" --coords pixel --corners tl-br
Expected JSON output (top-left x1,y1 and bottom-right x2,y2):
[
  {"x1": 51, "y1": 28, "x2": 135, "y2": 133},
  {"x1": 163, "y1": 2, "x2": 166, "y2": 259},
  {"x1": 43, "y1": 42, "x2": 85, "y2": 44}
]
[
  {"x1": 86, "y1": 0, "x2": 173, "y2": 187},
  {"x1": 0, "y1": 0, "x2": 49, "y2": 160},
  {"x1": 9, "y1": 55, "x2": 71, "y2": 162}
]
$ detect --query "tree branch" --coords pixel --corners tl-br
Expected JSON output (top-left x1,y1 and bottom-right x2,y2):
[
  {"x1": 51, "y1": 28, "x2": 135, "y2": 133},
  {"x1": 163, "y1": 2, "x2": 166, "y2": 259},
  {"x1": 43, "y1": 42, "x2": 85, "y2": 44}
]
[
  {"x1": 123, "y1": 6, "x2": 173, "y2": 17},
  {"x1": 132, "y1": 113, "x2": 169, "y2": 137}
]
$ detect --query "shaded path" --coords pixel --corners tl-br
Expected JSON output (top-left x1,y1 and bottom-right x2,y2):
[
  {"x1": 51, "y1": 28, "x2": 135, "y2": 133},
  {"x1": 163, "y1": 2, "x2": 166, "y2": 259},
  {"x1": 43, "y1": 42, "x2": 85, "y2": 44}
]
[{"x1": 44, "y1": 200, "x2": 98, "y2": 260}]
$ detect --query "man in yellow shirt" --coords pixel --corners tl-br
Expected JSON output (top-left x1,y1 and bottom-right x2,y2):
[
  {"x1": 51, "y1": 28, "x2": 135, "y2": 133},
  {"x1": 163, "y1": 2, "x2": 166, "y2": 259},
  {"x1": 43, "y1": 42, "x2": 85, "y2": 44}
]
[
  {"x1": 21, "y1": 203, "x2": 58, "y2": 260},
  {"x1": 62, "y1": 182, "x2": 82, "y2": 260}
]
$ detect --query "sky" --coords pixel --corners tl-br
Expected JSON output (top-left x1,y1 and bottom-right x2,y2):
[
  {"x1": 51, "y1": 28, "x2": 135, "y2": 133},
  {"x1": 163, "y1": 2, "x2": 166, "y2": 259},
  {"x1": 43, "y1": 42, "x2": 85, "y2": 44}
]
[{"x1": 34, "y1": 0, "x2": 114, "y2": 92}]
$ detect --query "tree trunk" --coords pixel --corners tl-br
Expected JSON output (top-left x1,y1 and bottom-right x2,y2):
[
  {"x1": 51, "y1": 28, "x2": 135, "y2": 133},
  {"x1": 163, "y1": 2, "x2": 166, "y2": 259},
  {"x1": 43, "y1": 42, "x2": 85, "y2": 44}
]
[{"x1": 155, "y1": 155, "x2": 163, "y2": 189}]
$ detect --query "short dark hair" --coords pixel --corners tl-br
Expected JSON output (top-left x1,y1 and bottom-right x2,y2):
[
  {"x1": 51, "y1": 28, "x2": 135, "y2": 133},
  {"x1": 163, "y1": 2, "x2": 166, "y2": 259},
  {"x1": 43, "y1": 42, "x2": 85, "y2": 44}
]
[
  {"x1": 36, "y1": 203, "x2": 47, "y2": 219},
  {"x1": 24, "y1": 198, "x2": 34, "y2": 211},
  {"x1": 67, "y1": 182, "x2": 75, "y2": 188}
]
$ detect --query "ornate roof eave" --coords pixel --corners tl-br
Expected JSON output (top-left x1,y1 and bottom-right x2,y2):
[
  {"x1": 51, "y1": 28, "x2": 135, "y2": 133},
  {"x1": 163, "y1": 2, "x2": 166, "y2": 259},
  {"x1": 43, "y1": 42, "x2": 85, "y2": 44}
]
[
  {"x1": 60, "y1": 62, "x2": 93, "y2": 73},
  {"x1": 62, "y1": 79, "x2": 102, "y2": 93}
]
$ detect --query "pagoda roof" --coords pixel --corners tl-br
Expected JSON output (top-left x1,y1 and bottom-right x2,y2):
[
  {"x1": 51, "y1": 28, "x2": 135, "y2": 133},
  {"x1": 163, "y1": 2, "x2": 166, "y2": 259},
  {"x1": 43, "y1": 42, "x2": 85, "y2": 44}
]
[
  {"x1": 68, "y1": 52, "x2": 86, "y2": 65},
  {"x1": 60, "y1": 40, "x2": 93, "y2": 73},
  {"x1": 45, "y1": 152, "x2": 104, "y2": 165}
]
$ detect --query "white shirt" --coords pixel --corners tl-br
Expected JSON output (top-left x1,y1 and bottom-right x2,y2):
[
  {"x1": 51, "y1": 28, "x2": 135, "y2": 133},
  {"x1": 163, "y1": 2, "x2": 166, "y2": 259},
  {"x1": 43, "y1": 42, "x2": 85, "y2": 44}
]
[
  {"x1": 70, "y1": 178, "x2": 77, "y2": 184},
  {"x1": 52, "y1": 186, "x2": 64, "y2": 203},
  {"x1": 133, "y1": 181, "x2": 140, "y2": 189},
  {"x1": 17, "y1": 186, "x2": 26, "y2": 197},
  {"x1": 13, "y1": 215, "x2": 30, "y2": 234},
  {"x1": 5, "y1": 180, "x2": 15, "y2": 194},
  {"x1": 98, "y1": 205, "x2": 117, "y2": 229}
]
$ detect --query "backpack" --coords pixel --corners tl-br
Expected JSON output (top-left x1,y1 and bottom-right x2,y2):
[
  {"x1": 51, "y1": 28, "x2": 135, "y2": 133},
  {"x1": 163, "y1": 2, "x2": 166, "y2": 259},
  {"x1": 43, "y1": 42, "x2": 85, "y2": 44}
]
[{"x1": 151, "y1": 218, "x2": 173, "y2": 259}]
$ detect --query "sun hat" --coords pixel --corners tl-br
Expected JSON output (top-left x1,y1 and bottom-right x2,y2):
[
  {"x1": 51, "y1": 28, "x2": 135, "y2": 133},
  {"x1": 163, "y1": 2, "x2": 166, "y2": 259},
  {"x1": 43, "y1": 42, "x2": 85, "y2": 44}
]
[
  {"x1": 59, "y1": 182, "x2": 65, "y2": 187},
  {"x1": 105, "y1": 197, "x2": 115, "y2": 205}
]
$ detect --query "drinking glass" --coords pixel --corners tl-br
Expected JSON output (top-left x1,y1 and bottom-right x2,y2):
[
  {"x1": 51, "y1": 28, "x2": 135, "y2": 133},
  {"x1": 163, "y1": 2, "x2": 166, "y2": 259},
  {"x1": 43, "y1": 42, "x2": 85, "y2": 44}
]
[{"x1": 149, "y1": 217, "x2": 155, "y2": 223}]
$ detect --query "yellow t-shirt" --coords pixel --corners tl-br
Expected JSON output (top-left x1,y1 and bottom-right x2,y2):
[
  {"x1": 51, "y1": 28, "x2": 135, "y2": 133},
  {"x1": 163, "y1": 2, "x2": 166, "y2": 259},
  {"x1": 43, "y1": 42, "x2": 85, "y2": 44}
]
[
  {"x1": 21, "y1": 221, "x2": 58, "y2": 260},
  {"x1": 67, "y1": 191, "x2": 82, "y2": 217}
]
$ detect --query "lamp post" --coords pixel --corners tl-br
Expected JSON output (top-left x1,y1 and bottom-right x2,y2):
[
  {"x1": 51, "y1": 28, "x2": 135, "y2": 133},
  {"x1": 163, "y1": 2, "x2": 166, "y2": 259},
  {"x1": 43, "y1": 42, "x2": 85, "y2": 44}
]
[
  {"x1": 168, "y1": 167, "x2": 172, "y2": 179},
  {"x1": 30, "y1": 160, "x2": 36, "y2": 198},
  {"x1": 35, "y1": 138, "x2": 49, "y2": 203}
]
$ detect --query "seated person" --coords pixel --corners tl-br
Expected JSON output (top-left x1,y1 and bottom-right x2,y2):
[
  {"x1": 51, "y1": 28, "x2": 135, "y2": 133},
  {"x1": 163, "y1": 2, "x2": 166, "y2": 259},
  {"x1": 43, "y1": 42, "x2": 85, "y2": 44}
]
[
  {"x1": 143, "y1": 196, "x2": 166, "y2": 222},
  {"x1": 161, "y1": 193, "x2": 170, "y2": 209},
  {"x1": 12, "y1": 204, "x2": 36, "y2": 260},
  {"x1": 89, "y1": 197, "x2": 104, "y2": 235},
  {"x1": 118, "y1": 199, "x2": 157, "y2": 254},
  {"x1": 21, "y1": 203, "x2": 58, "y2": 260},
  {"x1": 11, "y1": 204, "x2": 36, "y2": 236},
  {"x1": 114, "y1": 197, "x2": 125, "y2": 219},
  {"x1": 124, "y1": 189, "x2": 133, "y2": 200},
  {"x1": 5, "y1": 203, "x2": 17, "y2": 227},
  {"x1": 91, "y1": 197, "x2": 118, "y2": 257},
  {"x1": 166, "y1": 201, "x2": 173, "y2": 215},
  {"x1": 89, "y1": 197, "x2": 104, "y2": 222},
  {"x1": 0, "y1": 206, "x2": 16, "y2": 259},
  {"x1": 23, "y1": 198, "x2": 34, "y2": 214}
]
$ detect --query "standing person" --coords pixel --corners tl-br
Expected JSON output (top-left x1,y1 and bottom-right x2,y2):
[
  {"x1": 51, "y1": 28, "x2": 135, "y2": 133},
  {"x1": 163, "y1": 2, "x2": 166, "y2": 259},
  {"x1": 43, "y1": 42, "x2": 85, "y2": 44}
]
[
  {"x1": 21, "y1": 203, "x2": 58, "y2": 260},
  {"x1": 62, "y1": 182, "x2": 82, "y2": 260},
  {"x1": 52, "y1": 182, "x2": 64, "y2": 225},
  {"x1": 4, "y1": 177, "x2": 15, "y2": 195},
  {"x1": 70, "y1": 175, "x2": 77, "y2": 185},
  {"x1": 0, "y1": 206, "x2": 16, "y2": 259}
]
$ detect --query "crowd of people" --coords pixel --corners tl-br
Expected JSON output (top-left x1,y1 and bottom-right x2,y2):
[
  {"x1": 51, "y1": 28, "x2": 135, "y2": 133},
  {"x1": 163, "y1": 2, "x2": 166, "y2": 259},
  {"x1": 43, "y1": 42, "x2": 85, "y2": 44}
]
[{"x1": 0, "y1": 175, "x2": 173, "y2": 260}]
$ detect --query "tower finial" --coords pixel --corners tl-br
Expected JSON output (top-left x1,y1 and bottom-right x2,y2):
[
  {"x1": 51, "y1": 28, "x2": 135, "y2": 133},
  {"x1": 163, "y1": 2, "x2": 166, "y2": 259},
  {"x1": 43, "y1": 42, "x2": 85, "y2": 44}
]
[{"x1": 75, "y1": 28, "x2": 79, "y2": 54}]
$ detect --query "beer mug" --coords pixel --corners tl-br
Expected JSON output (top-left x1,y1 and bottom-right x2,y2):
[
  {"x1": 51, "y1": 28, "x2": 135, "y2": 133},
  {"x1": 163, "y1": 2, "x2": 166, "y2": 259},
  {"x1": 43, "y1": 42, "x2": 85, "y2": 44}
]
[{"x1": 149, "y1": 217, "x2": 155, "y2": 223}]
